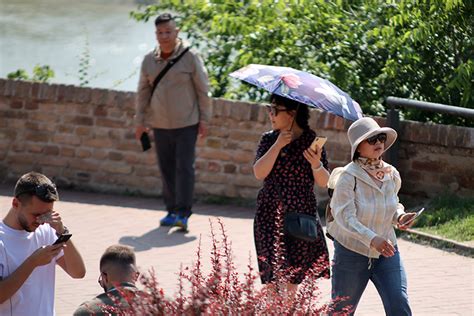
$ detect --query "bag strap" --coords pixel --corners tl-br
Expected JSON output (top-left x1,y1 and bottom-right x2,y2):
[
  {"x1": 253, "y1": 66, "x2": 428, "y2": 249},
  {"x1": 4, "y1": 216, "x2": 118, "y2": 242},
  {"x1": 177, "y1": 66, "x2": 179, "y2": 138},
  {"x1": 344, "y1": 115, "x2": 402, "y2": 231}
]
[{"x1": 151, "y1": 46, "x2": 191, "y2": 94}]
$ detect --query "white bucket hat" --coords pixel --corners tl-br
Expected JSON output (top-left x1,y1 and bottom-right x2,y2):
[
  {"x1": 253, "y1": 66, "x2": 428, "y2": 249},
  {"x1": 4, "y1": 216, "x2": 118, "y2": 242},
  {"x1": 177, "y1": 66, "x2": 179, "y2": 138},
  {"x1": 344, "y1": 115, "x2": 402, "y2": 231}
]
[{"x1": 348, "y1": 117, "x2": 397, "y2": 160}]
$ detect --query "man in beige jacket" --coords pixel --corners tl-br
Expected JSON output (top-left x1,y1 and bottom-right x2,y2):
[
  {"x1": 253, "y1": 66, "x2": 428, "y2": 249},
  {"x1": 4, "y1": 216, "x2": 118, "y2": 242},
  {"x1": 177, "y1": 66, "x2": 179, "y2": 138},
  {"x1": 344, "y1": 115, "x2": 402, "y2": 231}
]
[{"x1": 135, "y1": 13, "x2": 211, "y2": 231}]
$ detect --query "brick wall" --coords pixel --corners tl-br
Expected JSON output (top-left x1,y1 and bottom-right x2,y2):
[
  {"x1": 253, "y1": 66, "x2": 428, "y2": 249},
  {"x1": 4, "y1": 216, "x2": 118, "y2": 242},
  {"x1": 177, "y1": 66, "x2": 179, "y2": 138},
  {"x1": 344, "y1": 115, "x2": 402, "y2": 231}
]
[{"x1": 0, "y1": 79, "x2": 472, "y2": 201}]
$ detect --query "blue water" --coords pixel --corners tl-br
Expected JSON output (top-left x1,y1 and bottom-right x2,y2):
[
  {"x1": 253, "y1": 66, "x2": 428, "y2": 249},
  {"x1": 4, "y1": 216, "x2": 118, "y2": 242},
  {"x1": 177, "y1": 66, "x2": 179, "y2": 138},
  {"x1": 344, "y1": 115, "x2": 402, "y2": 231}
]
[{"x1": 0, "y1": 0, "x2": 156, "y2": 91}]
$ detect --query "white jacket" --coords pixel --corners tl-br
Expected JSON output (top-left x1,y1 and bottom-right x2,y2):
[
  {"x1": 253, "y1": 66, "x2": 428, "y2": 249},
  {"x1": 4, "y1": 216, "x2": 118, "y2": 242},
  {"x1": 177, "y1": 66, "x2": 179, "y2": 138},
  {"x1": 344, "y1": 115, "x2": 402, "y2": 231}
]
[{"x1": 327, "y1": 162, "x2": 406, "y2": 258}]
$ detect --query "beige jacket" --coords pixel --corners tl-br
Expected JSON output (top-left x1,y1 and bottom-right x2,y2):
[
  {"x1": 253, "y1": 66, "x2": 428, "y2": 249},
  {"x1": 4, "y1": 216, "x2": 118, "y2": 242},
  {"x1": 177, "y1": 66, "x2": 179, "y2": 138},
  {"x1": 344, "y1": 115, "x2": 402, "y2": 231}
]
[
  {"x1": 327, "y1": 162, "x2": 406, "y2": 258},
  {"x1": 135, "y1": 40, "x2": 211, "y2": 129}
]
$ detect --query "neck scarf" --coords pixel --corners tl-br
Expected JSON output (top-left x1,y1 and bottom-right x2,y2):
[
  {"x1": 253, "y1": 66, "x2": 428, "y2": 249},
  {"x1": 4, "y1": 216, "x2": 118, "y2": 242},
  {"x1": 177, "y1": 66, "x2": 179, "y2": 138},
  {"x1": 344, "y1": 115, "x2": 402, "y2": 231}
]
[{"x1": 355, "y1": 157, "x2": 392, "y2": 181}]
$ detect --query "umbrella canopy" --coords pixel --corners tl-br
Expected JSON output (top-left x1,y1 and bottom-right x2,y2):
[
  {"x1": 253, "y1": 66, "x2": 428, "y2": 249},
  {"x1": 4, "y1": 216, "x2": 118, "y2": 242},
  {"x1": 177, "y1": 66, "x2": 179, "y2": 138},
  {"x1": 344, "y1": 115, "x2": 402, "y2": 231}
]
[{"x1": 229, "y1": 64, "x2": 363, "y2": 121}]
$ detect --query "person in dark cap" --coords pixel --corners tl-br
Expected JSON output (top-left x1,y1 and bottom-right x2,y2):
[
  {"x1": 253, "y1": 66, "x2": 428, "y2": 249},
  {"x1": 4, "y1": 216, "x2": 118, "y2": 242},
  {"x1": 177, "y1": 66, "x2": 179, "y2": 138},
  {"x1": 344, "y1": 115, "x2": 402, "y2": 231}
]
[
  {"x1": 134, "y1": 12, "x2": 211, "y2": 231},
  {"x1": 0, "y1": 172, "x2": 86, "y2": 316}
]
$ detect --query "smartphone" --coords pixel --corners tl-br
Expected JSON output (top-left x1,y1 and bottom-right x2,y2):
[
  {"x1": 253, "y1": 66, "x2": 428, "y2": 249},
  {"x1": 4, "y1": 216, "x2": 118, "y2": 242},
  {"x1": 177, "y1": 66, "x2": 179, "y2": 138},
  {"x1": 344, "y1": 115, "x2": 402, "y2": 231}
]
[
  {"x1": 404, "y1": 207, "x2": 425, "y2": 225},
  {"x1": 52, "y1": 233, "x2": 72, "y2": 245},
  {"x1": 310, "y1": 136, "x2": 327, "y2": 151},
  {"x1": 140, "y1": 132, "x2": 151, "y2": 152}
]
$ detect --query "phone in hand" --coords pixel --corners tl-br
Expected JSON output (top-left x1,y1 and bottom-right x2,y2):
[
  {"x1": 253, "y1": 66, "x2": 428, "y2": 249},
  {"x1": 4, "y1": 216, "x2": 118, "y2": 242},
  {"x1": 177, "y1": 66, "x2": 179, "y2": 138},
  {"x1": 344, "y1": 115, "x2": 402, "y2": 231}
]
[
  {"x1": 140, "y1": 132, "x2": 151, "y2": 151},
  {"x1": 310, "y1": 136, "x2": 327, "y2": 151},
  {"x1": 404, "y1": 207, "x2": 425, "y2": 225},
  {"x1": 53, "y1": 233, "x2": 72, "y2": 245}
]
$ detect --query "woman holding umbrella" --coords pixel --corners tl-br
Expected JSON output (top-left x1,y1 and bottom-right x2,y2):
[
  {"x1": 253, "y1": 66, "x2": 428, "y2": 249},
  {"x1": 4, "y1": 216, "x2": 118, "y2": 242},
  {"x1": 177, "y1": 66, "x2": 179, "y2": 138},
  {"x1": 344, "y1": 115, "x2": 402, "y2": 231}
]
[{"x1": 253, "y1": 94, "x2": 330, "y2": 298}]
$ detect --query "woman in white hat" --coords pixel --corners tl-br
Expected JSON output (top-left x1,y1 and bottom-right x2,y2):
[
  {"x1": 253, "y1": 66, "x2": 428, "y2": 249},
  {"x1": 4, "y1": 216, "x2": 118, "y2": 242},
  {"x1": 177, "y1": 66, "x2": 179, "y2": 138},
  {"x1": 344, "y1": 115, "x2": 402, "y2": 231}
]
[{"x1": 327, "y1": 117, "x2": 416, "y2": 315}]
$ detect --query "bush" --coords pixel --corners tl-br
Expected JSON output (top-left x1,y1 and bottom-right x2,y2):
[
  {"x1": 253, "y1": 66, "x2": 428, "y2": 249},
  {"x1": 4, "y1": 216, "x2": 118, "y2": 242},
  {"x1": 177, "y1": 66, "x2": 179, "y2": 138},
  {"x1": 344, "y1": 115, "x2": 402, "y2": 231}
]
[{"x1": 100, "y1": 219, "x2": 350, "y2": 315}]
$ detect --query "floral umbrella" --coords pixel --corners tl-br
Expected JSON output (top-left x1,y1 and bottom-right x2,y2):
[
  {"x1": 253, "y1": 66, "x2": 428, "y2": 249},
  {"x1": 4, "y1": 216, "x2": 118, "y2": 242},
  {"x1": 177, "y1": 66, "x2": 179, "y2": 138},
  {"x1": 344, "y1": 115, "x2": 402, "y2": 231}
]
[{"x1": 229, "y1": 64, "x2": 363, "y2": 121}]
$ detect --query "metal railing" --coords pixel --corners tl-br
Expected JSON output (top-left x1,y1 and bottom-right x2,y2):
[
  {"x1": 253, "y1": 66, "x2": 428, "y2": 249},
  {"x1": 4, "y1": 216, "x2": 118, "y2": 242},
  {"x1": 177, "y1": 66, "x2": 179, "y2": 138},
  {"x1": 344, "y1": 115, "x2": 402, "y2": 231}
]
[{"x1": 385, "y1": 97, "x2": 474, "y2": 167}]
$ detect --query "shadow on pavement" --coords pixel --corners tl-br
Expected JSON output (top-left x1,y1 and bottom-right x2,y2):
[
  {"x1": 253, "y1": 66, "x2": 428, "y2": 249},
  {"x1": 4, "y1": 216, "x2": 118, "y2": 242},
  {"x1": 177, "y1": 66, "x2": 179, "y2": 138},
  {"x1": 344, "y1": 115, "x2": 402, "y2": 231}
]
[
  {"x1": 119, "y1": 226, "x2": 198, "y2": 251},
  {"x1": 0, "y1": 184, "x2": 254, "y2": 220}
]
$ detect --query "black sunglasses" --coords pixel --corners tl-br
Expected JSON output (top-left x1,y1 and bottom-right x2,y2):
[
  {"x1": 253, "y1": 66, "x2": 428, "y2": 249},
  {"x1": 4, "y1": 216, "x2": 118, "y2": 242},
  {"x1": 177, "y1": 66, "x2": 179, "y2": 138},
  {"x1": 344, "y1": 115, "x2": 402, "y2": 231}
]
[
  {"x1": 266, "y1": 105, "x2": 290, "y2": 116},
  {"x1": 15, "y1": 183, "x2": 58, "y2": 201},
  {"x1": 366, "y1": 133, "x2": 387, "y2": 145}
]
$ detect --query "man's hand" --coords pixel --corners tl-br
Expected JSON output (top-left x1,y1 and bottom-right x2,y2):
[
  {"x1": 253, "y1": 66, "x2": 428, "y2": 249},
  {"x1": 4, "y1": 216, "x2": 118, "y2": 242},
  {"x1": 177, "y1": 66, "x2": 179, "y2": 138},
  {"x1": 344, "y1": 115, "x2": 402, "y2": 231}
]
[
  {"x1": 29, "y1": 244, "x2": 64, "y2": 267},
  {"x1": 135, "y1": 126, "x2": 149, "y2": 140},
  {"x1": 198, "y1": 121, "x2": 208, "y2": 139},
  {"x1": 38, "y1": 211, "x2": 66, "y2": 236},
  {"x1": 370, "y1": 236, "x2": 396, "y2": 257}
]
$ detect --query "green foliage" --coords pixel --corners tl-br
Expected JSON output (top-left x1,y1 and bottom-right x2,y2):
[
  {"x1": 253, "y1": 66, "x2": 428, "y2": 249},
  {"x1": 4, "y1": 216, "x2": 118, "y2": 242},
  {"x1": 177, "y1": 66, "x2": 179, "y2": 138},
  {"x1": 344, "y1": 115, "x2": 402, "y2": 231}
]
[
  {"x1": 414, "y1": 194, "x2": 474, "y2": 241},
  {"x1": 131, "y1": 0, "x2": 473, "y2": 126},
  {"x1": 74, "y1": 30, "x2": 106, "y2": 87},
  {"x1": 32, "y1": 65, "x2": 55, "y2": 82},
  {"x1": 418, "y1": 216, "x2": 474, "y2": 242},
  {"x1": 7, "y1": 65, "x2": 55, "y2": 83},
  {"x1": 7, "y1": 69, "x2": 29, "y2": 81}
]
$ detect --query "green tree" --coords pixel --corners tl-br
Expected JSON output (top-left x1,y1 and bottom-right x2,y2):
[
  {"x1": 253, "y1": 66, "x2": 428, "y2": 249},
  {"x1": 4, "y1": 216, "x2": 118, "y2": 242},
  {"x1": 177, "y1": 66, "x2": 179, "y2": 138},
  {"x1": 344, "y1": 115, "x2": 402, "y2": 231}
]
[
  {"x1": 131, "y1": 0, "x2": 473, "y2": 126},
  {"x1": 7, "y1": 65, "x2": 55, "y2": 83}
]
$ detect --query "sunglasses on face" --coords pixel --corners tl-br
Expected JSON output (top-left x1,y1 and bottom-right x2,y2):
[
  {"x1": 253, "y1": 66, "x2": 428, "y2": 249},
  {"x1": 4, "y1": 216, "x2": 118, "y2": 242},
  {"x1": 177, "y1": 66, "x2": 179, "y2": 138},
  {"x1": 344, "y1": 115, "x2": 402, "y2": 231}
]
[
  {"x1": 15, "y1": 183, "x2": 58, "y2": 201},
  {"x1": 266, "y1": 105, "x2": 289, "y2": 116},
  {"x1": 366, "y1": 133, "x2": 387, "y2": 145}
]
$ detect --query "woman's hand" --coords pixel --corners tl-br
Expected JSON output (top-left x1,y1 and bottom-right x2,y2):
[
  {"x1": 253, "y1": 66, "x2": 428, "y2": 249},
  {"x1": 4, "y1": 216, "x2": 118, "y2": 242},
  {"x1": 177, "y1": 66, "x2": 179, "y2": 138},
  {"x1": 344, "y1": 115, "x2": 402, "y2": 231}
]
[
  {"x1": 397, "y1": 213, "x2": 417, "y2": 230},
  {"x1": 274, "y1": 130, "x2": 292, "y2": 150},
  {"x1": 303, "y1": 145, "x2": 322, "y2": 169},
  {"x1": 370, "y1": 236, "x2": 396, "y2": 257}
]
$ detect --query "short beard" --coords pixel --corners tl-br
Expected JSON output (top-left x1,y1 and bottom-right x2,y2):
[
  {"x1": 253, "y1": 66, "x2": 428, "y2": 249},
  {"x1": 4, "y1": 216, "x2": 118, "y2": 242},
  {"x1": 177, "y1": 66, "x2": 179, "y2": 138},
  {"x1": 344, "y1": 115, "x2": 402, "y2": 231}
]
[{"x1": 18, "y1": 213, "x2": 33, "y2": 232}]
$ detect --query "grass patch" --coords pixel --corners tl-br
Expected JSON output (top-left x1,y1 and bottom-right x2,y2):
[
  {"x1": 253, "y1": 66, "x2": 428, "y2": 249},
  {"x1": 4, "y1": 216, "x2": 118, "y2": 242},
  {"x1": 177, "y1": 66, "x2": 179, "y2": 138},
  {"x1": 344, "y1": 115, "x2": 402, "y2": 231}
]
[
  {"x1": 197, "y1": 195, "x2": 256, "y2": 208},
  {"x1": 412, "y1": 194, "x2": 474, "y2": 242}
]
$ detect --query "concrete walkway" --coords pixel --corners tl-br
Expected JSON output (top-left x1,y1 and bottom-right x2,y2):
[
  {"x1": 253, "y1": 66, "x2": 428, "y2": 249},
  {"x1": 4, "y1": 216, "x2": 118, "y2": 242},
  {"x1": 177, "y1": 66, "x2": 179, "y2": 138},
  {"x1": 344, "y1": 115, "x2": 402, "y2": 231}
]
[{"x1": 0, "y1": 186, "x2": 472, "y2": 315}]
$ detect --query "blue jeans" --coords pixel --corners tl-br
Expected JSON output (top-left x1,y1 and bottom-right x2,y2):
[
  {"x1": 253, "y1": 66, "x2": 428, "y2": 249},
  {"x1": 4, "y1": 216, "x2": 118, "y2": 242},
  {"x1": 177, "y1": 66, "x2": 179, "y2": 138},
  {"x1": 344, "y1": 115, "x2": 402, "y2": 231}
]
[{"x1": 331, "y1": 241, "x2": 412, "y2": 316}]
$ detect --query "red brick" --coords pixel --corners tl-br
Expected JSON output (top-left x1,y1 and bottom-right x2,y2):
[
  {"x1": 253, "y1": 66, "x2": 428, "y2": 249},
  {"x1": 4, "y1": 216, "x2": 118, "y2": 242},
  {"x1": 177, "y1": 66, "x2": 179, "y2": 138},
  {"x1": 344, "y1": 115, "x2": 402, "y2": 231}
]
[
  {"x1": 207, "y1": 161, "x2": 221, "y2": 172},
  {"x1": 44, "y1": 145, "x2": 59, "y2": 155},
  {"x1": 53, "y1": 134, "x2": 81, "y2": 146},
  {"x1": 96, "y1": 118, "x2": 123, "y2": 128},
  {"x1": 25, "y1": 101, "x2": 39, "y2": 110},
  {"x1": 108, "y1": 151, "x2": 124, "y2": 161},
  {"x1": 223, "y1": 164, "x2": 236, "y2": 174},
  {"x1": 76, "y1": 149, "x2": 91, "y2": 158},
  {"x1": 206, "y1": 138, "x2": 222, "y2": 149},
  {"x1": 93, "y1": 105, "x2": 108, "y2": 117},
  {"x1": 411, "y1": 160, "x2": 446, "y2": 173},
  {"x1": 61, "y1": 147, "x2": 76, "y2": 157},
  {"x1": 25, "y1": 132, "x2": 49, "y2": 142},
  {"x1": 91, "y1": 88, "x2": 108, "y2": 105},
  {"x1": 10, "y1": 100, "x2": 23, "y2": 109},
  {"x1": 36, "y1": 83, "x2": 58, "y2": 101}
]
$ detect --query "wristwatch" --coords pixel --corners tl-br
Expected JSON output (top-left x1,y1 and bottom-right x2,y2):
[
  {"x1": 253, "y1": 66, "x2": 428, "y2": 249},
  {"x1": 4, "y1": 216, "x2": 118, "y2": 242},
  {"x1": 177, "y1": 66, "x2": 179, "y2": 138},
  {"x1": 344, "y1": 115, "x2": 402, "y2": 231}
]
[{"x1": 56, "y1": 225, "x2": 70, "y2": 237}]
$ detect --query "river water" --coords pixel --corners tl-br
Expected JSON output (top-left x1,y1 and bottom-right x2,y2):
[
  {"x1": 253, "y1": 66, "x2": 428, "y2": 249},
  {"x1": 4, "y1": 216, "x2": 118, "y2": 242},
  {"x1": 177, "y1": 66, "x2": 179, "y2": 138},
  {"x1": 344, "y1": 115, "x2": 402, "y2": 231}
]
[{"x1": 0, "y1": 0, "x2": 156, "y2": 91}]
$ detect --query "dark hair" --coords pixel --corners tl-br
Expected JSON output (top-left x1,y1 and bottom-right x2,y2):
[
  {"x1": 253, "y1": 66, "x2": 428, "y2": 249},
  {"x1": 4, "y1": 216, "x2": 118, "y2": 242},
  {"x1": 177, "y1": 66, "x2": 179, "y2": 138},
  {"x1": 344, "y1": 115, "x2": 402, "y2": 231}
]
[
  {"x1": 154, "y1": 13, "x2": 175, "y2": 26},
  {"x1": 353, "y1": 151, "x2": 360, "y2": 161},
  {"x1": 14, "y1": 172, "x2": 58, "y2": 203},
  {"x1": 270, "y1": 94, "x2": 310, "y2": 130},
  {"x1": 100, "y1": 245, "x2": 136, "y2": 273}
]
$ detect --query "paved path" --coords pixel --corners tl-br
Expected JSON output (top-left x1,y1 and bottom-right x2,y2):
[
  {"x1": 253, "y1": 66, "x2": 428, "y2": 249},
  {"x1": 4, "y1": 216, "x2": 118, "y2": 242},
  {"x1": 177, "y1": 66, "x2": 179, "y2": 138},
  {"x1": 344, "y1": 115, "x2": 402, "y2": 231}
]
[{"x1": 0, "y1": 186, "x2": 472, "y2": 315}]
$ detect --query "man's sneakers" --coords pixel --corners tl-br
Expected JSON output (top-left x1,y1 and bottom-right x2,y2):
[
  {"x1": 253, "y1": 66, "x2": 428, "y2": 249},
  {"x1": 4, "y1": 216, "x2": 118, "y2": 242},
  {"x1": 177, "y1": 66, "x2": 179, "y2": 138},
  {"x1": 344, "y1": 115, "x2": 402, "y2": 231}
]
[
  {"x1": 160, "y1": 213, "x2": 189, "y2": 231},
  {"x1": 174, "y1": 215, "x2": 188, "y2": 231},
  {"x1": 159, "y1": 213, "x2": 177, "y2": 226}
]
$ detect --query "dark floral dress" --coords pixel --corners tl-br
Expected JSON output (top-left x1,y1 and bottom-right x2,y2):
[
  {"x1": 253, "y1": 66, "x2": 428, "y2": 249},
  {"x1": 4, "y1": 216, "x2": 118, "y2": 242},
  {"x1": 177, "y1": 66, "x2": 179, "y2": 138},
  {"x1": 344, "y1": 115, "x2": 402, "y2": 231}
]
[{"x1": 254, "y1": 129, "x2": 330, "y2": 284}]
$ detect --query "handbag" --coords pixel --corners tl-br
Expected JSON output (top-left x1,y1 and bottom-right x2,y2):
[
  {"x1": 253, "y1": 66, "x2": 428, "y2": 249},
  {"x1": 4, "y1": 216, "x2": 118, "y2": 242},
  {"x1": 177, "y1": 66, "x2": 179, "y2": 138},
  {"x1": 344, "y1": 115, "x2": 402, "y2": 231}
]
[
  {"x1": 275, "y1": 182, "x2": 319, "y2": 242},
  {"x1": 284, "y1": 211, "x2": 319, "y2": 242}
]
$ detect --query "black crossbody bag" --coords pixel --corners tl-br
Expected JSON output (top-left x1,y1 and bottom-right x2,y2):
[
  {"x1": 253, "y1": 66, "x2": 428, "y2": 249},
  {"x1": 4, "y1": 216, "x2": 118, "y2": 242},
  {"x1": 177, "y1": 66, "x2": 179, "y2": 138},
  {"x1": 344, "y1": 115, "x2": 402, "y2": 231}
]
[
  {"x1": 275, "y1": 181, "x2": 319, "y2": 243},
  {"x1": 140, "y1": 46, "x2": 191, "y2": 152}
]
